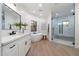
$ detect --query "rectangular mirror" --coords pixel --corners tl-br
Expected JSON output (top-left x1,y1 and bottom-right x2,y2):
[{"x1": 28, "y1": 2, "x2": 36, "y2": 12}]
[
  {"x1": 31, "y1": 20, "x2": 37, "y2": 32},
  {"x1": 1, "y1": 4, "x2": 21, "y2": 30}
]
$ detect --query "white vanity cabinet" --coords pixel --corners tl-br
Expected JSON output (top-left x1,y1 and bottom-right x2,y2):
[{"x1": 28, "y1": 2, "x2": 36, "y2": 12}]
[
  {"x1": 24, "y1": 35, "x2": 31, "y2": 54},
  {"x1": 18, "y1": 36, "x2": 26, "y2": 56},
  {"x1": 2, "y1": 41, "x2": 18, "y2": 56},
  {"x1": 18, "y1": 34, "x2": 31, "y2": 56},
  {"x1": 2, "y1": 33, "x2": 31, "y2": 56}
]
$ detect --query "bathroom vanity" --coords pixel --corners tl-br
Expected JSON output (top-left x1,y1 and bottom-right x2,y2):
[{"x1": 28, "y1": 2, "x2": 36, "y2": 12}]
[
  {"x1": 0, "y1": 4, "x2": 32, "y2": 56},
  {"x1": 1, "y1": 33, "x2": 31, "y2": 56}
]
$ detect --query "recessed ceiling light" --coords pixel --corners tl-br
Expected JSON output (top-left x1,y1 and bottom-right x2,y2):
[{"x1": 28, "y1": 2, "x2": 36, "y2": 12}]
[{"x1": 38, "y1": 3, "x2": 42, "y2": 7}]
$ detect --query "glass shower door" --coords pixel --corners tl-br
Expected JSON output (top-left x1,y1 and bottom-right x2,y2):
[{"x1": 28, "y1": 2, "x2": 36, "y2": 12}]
[{"x1": 52, "y1": 15, "x2": 75, "y2": 46}]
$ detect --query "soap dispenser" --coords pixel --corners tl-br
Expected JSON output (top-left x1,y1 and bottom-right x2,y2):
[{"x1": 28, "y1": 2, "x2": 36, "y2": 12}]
[{"x1": 9, "y1": 24, "x2": 12, "y2": 29}]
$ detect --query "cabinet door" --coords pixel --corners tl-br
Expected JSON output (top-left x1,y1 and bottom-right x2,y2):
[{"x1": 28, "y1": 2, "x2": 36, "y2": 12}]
[
  {"x1": 18, "y1": 37, "x2": 26, "y2": 56},
  {"x1": 24, "y1": 35, "x2": 31, "y2": 54},
  {"x1": 2, "y1": 41, "x2": 18, "y2": 56},
  {"x1": 18, "y1": 35, "x2": 31, "y2": 56}
]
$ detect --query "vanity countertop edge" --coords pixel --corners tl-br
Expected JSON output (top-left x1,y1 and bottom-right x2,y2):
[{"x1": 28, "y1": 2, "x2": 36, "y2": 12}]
[{"x1": 1, "y1": 33, "x2": 31, "y2": 46}]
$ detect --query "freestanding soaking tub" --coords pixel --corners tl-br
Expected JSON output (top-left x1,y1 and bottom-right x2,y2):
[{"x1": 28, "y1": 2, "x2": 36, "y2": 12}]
[{"x1": 31, "y1": 32, "x2": 43, "y2": 42}]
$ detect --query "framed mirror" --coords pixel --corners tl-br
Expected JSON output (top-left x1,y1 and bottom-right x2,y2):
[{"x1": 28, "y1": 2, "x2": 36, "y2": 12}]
[
  {"x1": 31, "y1": 20, "x2": 37, "y2": 32},
  {"x1": 1, "y1": 4, "x2": 21, "y2": 30}
]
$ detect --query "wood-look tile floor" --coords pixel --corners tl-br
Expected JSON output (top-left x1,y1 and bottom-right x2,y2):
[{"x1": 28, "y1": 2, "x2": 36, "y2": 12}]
[{"x1": 27, "y1": 40, "x2": 79, "y2": 56}]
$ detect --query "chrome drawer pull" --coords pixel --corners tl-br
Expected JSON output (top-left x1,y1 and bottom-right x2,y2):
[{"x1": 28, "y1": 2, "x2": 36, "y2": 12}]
[{"x1": 10, "y1": 45, "x2": 15, "y2": 49}]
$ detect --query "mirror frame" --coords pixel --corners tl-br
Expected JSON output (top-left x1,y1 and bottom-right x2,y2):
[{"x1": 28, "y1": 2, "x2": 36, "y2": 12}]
[{"x1": 1, "y1": 3, "x2": 21, "y2": 30}]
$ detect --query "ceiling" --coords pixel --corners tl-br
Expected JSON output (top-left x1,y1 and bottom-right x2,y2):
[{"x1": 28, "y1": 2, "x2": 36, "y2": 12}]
[{"x1": 16, "y1": 3, "x2": 75, "y2": 19}]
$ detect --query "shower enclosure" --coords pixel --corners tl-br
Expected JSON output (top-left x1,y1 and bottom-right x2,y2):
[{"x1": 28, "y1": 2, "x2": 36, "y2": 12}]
[{"x1": 52, "y1": 15, "x2": 75, "y2": 45}]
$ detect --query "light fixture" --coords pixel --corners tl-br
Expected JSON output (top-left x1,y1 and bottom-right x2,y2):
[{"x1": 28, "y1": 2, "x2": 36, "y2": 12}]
[
  {"x1": 63, "y1": 21, "x2": 69, "y2": 25},
  {"x1": 38, "y1": 3, "x2": 42, "y2": 7}
]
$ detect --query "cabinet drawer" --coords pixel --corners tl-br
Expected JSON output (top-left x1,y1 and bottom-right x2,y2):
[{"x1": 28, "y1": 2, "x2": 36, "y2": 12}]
[{"x1": 2, "y1": 41, "x2": 18, "y2": 56}]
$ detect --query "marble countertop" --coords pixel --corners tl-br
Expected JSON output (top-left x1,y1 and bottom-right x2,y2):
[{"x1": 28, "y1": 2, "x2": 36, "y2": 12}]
[{"x1": 1, "y1": 33, "x2": 31, "y2": 46}]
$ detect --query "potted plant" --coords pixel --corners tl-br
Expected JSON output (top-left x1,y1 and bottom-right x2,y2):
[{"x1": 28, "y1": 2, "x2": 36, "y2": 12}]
[
  {"x1": 14, "y1": 22, "x2": 28, "y2": 30},
  {"x1": 21, "y1": 23, "x2": 28, "y2": 30},
  {"x1": 14, "y1": 22, "x2": 21, "y2": 30}
]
